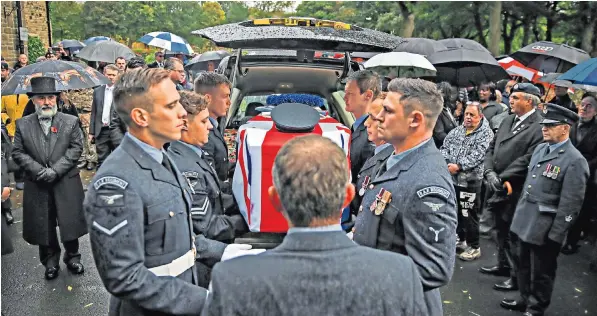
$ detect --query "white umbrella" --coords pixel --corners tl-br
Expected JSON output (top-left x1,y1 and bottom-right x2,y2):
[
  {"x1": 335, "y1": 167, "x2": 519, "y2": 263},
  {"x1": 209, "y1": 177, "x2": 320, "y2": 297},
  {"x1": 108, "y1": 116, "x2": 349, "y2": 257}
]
[{"x1": 364, "y1": 52, "x2": 436, "y2": 78}]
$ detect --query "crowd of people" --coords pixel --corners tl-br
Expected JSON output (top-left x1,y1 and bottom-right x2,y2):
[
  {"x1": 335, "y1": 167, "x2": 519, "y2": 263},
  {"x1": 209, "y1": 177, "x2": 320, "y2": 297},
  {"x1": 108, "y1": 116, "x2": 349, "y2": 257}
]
[{"x1": 1, "y1": 47, "x2": 597, "y2": 316}]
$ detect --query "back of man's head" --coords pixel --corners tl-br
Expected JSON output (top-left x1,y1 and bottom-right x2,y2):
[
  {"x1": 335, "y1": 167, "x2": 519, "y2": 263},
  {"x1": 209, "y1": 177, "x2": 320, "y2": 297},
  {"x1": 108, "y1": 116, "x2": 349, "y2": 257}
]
[
  {"x1": 113, "y1": 68, "x2": 170, "y2": 127},
  {"x1": 194, "y1": 72, "x2": 230, "y2": 95},
  {"x1": 164, "y1": 57, "x2": 182, "y2": 71},
  {"x1": 387, "y1": 78, "x2": 444, "y2": 129},
  {"x1": 272, "y1": 135, "x2": 349, "y2": 227},
  {"x1": 347, "y1": 70, "x2": 382, "y2": 99}
]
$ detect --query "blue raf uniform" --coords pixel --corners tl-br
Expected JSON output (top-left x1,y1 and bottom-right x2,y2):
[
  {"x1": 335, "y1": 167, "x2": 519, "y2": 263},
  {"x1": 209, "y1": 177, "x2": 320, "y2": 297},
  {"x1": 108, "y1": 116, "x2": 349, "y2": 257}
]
[
  {"x1": 84, "y1": 133, "x2": 224, "y2": 315},
  {"x1": 203, "y1": 117, "x2": 231, "y2": 184},
  {"x1": 352, "y1": 143, "x2": 394, "y2": 213},
  {"x1": 507, "y1": 104, "x2": 589, "y2": 315},
  {"x1": 353, "y1": 139, "x2": 458, "y2": 316}
]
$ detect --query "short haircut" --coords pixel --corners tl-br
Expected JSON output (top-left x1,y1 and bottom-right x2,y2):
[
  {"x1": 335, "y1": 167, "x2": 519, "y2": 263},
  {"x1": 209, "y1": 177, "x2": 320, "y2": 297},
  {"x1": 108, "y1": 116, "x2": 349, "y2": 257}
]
[
  {"x1": 583, "y1": 93, "x2": 597, "y2": 106},
  {"x1": 113, "y1": 68, "x2": 170, "y2": 127},
  {"x1": 465, "y1": 101, "x2": 483, "y2": 116},
  {"x1": 104, "y1": 64, "x2": 120, "y2": 73},
  {"x1": 155, "y1": 51, "x2": 164, "y2": 57},
  {"x1": 126, "y1": 56, "x2": 146, "y2": 70},
  {"x1": 272, "y1": 135, "x2": 349, "y2": 227},
  {"x1": 387, "y1": 78, "x2": 444, "y2": 129},
  {"x1": 115, "y1": 56, "x2": 126, "y2": 63},
  {"x1": 179, "y1": 91, "x2": 209, "y2": 116},
  {"x1": 193, "y1": 72, "x2": 231, "y2": 95},
  {"x1": 524, "y1": 93, "x2": 541, "y2": 107},
  {"x1": 164, "y1": 57, "x2": 183, "y2": 71},
  {"x1": 347, "y1": 70, "x2": 382, "y2": 99}
]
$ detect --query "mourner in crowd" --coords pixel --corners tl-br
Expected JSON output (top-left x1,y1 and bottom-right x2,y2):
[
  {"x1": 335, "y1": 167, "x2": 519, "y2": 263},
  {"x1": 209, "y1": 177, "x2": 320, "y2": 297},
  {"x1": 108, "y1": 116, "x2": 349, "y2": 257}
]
[
  {"x1": 125, "y1": 56, "x2": 147, "y2": 72},
  {"x1": 351, "y1": 92, "x2": 393, "y2": 222},
  {"x1": 205, "y1": 135, "x2": 427, "y2": 316},
  {"x1": 433, "y1": 81, "x2": 457, "y2": 148},
  {"x1": 440, "y1": 101, "x2": 494, "y2": 261},
  {"x1": 480, "y1": 83, "x2": 544, "y2": 292},
  {"x1": 84, "y1": 68, "x2": 259, "y2": 316},
  {"x1": 147, "y1": 51, "x2": 165, "y2": 68},
  {"x1": 12, "y1": 77, "x2": 87, "y2": 280},
  {"x1": 502, "y1": 103, "x2": 589, "y2": 316},
  {"x1": 344, "y1": 70, "x2": 378, "y2": 218},
  {"x1": 561, "y1": 94, "x2": 597, "y2": 255},
  {"x1": 1, "y1": 122, "x2": 14, "y2": 255},
  {"x1": 353, "y1": 78, "x2": 458, "y2": 316},
  {"x1": 90, "y1": 64, "x2": 124, "y2": 168},
  {"x1": 165, "y1": 57, "x2": 186, "y2": 91},
  {"x1": 13, "y1": 54, "x2": 29, "y2": 71},
  {"x1": 479, "y1": 82, "x2": 504, "y2": 125},
  {"x1": 548, "y1": 81, "x2": 576, "y2": 111},
  {"x1": 22, "y1": 91, "x2": 79, "y2": 119},
  {"x1": 114, "y1": 56, "x2": 126, "y2": 72},
  {"x1": 194, "y1": 72, "x2": 233, "y2": 185}
]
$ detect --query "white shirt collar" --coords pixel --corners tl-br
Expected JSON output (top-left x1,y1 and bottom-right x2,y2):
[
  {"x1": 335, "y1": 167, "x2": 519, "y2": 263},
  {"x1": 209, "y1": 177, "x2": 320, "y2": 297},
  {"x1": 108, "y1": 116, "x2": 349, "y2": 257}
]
[{"x1": 516, "y1": 108, "x2": 536, "y2": 122}]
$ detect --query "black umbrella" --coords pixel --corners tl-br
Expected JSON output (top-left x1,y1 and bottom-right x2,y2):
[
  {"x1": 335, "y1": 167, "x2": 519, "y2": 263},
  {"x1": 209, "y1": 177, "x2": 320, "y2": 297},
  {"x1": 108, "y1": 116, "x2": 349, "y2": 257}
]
[
  {"x1": 438, "y1": 38, "x2": 490, "y2": 53},
  {"x1": 77, "y1": 41, "x2": 136, "y2": 63},
  {"x1": 1, "y1": 60, "x2": 111, "y2": 95},
  {"x1": 427, "y1": 48, "x2": 509, "y2": 87},
  {"x1": 510, "y1": 41, "x2": 590, "y2": 73},
  {"x1": 185, "y1": 51, "x2": 231, "y2": 73},
  {"x1": 393, "y1": 38, "x2": 447, "y2": 56}
]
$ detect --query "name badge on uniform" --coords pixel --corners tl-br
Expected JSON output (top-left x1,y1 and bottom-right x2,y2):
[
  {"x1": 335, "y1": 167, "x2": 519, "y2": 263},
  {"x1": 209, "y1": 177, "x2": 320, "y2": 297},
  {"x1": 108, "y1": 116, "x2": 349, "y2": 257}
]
[
  {"x1": 359, "y1": 176, "x2": 371, "y2": 196},
  {"x1": 370, "y1": 188, "x2": 392, "y2": 216}
]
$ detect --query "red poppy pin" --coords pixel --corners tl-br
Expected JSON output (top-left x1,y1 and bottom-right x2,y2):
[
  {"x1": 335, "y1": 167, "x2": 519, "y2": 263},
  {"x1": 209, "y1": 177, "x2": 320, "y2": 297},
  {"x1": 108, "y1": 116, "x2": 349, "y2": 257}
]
[{"x1": 51, "y1": 126, "x2": 58, "y2": 133}]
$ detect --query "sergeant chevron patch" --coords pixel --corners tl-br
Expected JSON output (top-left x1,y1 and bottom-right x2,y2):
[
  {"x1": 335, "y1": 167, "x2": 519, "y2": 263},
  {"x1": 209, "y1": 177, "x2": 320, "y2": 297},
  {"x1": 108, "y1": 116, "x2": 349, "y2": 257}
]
[
  {"x1": 92, "y1": 220, "x2": 128, "y2": 236},
  {"x1": 190, "y1": 198, "x2": 210, "y2": 216}
]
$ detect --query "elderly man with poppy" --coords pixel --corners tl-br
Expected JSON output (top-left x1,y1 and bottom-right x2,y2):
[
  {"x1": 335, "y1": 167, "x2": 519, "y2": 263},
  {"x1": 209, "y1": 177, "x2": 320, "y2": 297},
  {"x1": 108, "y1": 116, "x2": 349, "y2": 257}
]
[{"x1": 11, "y1": 77, "x2": 87, "y2": 280}]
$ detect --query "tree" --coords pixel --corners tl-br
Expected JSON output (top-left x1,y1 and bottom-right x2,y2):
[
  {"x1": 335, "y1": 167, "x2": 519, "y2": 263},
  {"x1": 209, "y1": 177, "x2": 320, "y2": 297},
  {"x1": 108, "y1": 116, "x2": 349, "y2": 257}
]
[
  {"x1": 488, "y1": 1, "x2": 501, "y2": 55},
  {"x1": 220, "y1": 1, "x2": 250, "y2": 23},
  {"x1": 49, "y1": 1, "x2": 84, "y2": 41}
]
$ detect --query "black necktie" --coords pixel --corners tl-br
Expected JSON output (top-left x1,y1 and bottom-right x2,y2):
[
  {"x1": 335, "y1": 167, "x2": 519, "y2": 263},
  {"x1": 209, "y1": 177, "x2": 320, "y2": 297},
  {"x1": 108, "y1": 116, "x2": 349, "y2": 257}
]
[
  {"x1": 162, "y1": 153, "x2": 175, "y2": 176},
  {"x1": 512, "y1": 117, "x2": 520, "y2": 130},
  {"x1": 545, "y1": 146, "x2": 551, "y2": 156}
]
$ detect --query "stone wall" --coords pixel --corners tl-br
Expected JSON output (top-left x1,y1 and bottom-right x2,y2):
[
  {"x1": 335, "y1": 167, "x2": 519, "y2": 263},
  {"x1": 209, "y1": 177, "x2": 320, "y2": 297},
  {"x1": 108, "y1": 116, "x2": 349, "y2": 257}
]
[{"x1": 1, "y1": 1, "x2": 51, "y2": 66}]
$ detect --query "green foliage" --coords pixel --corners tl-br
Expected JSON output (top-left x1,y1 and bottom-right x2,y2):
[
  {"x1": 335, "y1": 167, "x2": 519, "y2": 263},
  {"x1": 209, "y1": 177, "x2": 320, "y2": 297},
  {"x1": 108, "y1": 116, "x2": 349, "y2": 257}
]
[{"x1": 27, "y1": 36, "x2": 46, "y2": 62}]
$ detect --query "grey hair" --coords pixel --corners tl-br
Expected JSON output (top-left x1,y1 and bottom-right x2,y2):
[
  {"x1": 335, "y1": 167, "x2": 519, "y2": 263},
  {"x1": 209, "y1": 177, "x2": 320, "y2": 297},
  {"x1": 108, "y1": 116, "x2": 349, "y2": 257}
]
[
  {"x1": 524, "y1": 94, "x2": 541, "y2": 107},
  {"x1": 387, "y1": 78, "x2": 444, "y2": 128},
  {"x1": 465, "y1": 101, "x2": 484, "y2": 116},
  {"x1": 272, "y1": 135, "x2": 349, "y2": 227},
  {"x1": 193, "y1": 72, "x2": 231, "y2": 95},
  {"x1": 113, "y1": 68, "x2": 171, "y2": 127},
  {"x1": 347, "y1": 70, "x2": 382, "y2": 99},
  {"x1": 164, "y1": 57, "x2": 183, "y2": 71}
]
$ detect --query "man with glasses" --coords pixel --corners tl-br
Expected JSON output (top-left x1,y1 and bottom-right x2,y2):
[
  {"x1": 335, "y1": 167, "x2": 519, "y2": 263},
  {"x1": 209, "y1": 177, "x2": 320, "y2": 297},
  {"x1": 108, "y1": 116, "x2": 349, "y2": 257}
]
[
  {"x1": 561, "y1": 94, "x2": 597, "y2": 255},
  {"x1": 165, "y1": 57, "x2": 185, "y2": 91},
  {"x1": 480, "y1": 83, "x2": 544, "y2": 293},
  {"x1": 503, "y1": 103, "x2": 589, "y2": 316},
  {"x1": 148, "y1": 51, "x2": 165, "y2": 68}
]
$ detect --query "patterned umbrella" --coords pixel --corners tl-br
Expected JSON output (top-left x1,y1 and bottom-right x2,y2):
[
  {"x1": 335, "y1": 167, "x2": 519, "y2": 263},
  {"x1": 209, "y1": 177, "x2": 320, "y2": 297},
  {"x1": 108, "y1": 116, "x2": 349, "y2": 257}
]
[
  {"x1": 138, "y1": 32, "x2": 194, "y2": 55},
  {"x1": 1, "y1": 60, "x2": 110, "y2": 95},
  {"x1": 84, "y1": 36, "x2": 112, "y2": 46}
]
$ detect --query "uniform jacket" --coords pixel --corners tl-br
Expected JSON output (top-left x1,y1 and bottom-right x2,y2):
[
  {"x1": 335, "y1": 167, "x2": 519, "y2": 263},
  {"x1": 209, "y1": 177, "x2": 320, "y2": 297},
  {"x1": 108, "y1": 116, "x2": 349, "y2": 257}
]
[
  {"x1": 441, "y1": 118, "x2": 494, "y2": 186},
  {"x1": 490, "y1": 110, "x2": 510, "y2": 132},
  {"x1": 168, "y1": 141, "x2": 247, "y2": 242},
  {"x1": 203, "y1": 122, "x2": 230, "y2": 182},
  {"x1": 432, "y1": 108, "x2": 457, "y2": 148},
  {"x1": 353, "y1": 139, "x2": 458, "y2": 316},
  {"x1": 484, "y1": 111, "x2": 544, "y2": 192},
  {"x1": 205, "y1": 231, "x2": 427, "y2": 316},
  {"x1": 351, "y1": 144, "x2": 394, "y2": 215},
  {"x1": 66, "y1": 89, "x2": 94, "y2": 112},
  {"x1": 350, "y1": 117, "x2": 375, "y2": 185},
  {"x1": 1, "y1": 94, "x2": 29, "y2": 136},
  {"x1": 11, "y1": 112, "x2": 87, "y2": 245},
  {"x1": 510, "y1": 141, "x2": 589, "y2": 245},
  {"x1": 84, "y1": 134, "x2": 220, "y2": 316},
  {"x1": 89, "y1": 85, "x2": 113, "y2": 137}
]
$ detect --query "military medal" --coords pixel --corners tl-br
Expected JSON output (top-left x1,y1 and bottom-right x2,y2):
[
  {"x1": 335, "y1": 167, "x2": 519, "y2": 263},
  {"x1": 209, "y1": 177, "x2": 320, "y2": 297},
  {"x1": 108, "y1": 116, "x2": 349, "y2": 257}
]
[
  {"x1": 551, "y1": 166, "x2": 560, "y2": 179},
  {"x1": 371, "y1": 188, "x2": 392, "y2": 216},
  {"x1": 359, "y1": 176, "x2": 371, "y2": 196},
  {"x1": 543, "y1": 164, "x2": 551, "y2": 177}
]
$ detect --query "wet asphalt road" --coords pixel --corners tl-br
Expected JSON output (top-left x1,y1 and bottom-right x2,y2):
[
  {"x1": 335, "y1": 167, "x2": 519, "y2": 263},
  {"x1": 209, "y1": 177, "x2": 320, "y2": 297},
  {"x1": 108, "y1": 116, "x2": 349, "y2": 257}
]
[{"x1": 2, "y1": 170, "x2": 596, "y2": 316}]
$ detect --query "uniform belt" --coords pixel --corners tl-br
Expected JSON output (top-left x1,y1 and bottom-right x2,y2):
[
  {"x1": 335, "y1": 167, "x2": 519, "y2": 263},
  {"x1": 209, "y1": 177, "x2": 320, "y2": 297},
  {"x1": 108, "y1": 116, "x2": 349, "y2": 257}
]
[{"x1": 148, "y1": 248, "x2": 195, "y2": 277}]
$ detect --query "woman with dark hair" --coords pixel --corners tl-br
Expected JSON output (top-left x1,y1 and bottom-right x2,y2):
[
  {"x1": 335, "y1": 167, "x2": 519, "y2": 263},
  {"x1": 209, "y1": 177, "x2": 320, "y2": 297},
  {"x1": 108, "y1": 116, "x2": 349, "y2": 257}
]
[
  {"x1": 433, "y1": 81, "x2": 458, "y2": 148},
  {"x1": 478, "y1": 82, "x2": 504, "y2": 124}
]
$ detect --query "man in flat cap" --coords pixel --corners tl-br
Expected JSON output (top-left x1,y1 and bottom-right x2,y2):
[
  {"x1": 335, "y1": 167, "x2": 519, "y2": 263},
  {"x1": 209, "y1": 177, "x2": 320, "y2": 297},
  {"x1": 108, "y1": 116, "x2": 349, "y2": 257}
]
[
  {"x1": 11, "y1": 76, "x2": 87, "y2": 280},
  {"x1": 480, "y1": 83, "x2": 544, "y2": 292},
  {"x1": 501, "y1": 103, "x2": 589, "y2": 316}
]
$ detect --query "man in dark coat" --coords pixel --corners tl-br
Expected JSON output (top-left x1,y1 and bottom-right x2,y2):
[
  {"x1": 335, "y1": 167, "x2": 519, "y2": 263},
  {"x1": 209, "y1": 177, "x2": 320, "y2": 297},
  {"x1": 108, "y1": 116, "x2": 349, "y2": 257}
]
[
  {"x1": 89, "y1": 64, "x2": 124, "y2": 168},
  {"x1": 344, "y1": 70, "x2": 378, "y2": 222},
  {"x1": 194, "y1": 72, "x2": 232, "y2": 185},
  {"x1": 353, "y1": 78, "x2": 458, "y2": 316},
  {"x1": 480, "y1": 83, "x2": 544, "y2": 292},
  {"x1": 1, "y1": 122, "x2": 14, "y2": 255},
  {"x1": 147, "y1": 51, "x2": 165, "y2": 68},
  {"x1": 502, "y1": 104, "x2": 589, "y2": 315},
  {"x1": 562, "y1": 94, "x2": 597, "y2": 254},
  {"x1": 205, "y1": 135, "x2": 427, "y2": 316},
  {"x1": 11, "y1": 77, "x2": 86, "y2": 280}
]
